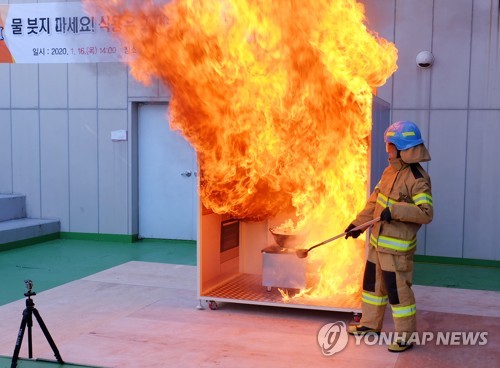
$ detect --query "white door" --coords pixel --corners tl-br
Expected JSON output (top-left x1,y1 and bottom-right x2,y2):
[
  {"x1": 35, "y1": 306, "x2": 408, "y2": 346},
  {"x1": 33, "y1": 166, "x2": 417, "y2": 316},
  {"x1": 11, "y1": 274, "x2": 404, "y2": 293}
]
[{"x1": 138, "y1": 103, "x2": 198, "y2": 240}]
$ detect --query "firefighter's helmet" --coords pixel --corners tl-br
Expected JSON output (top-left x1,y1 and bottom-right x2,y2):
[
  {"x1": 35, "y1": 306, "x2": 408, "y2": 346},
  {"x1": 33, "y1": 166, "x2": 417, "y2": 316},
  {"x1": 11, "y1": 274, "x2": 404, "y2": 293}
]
[{"x1": 384, "y1": 121, "x2": 424, "y2": 151}]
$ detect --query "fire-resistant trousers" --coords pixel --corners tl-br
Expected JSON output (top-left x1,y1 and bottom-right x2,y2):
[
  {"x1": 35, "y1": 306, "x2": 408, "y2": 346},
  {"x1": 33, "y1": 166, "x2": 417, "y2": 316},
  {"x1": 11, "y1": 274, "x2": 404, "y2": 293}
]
[{"x1": 359, "y1": 245, "x2": 416, "y2": 335}]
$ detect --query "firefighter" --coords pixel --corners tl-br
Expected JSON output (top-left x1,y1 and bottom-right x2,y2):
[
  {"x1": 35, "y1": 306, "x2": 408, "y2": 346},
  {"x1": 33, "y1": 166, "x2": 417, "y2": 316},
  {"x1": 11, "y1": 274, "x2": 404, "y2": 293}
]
[{"x1": 345, "y1": 120, "x2": 433, "y2": 352}]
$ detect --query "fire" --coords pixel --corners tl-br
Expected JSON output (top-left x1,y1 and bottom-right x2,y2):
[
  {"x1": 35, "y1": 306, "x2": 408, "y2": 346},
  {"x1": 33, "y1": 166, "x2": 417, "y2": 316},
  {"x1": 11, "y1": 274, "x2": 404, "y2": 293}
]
[{"x1": 86, "y1": 0, "x2": 397, "y2": 301}]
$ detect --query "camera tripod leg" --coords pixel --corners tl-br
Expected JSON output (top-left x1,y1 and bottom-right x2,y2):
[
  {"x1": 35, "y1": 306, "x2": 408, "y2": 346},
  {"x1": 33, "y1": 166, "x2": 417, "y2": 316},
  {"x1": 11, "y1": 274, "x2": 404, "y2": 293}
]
[
  {"x1": 27, "y1": 311, "x2": 33, "y2": 358},
  {"x1": 32, "y1": 308, "x2": 64, "y2": 364},
  {"x1": 11, "y1": 310, "x2": 30, "y2": 368}
]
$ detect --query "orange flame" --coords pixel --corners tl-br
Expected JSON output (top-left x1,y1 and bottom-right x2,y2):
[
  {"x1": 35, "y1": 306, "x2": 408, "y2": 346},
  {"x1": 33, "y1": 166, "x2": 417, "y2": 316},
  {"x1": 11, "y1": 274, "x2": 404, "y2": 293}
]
[{"x1": 86, "y1": 0, "x2": 397, "y2": 301}]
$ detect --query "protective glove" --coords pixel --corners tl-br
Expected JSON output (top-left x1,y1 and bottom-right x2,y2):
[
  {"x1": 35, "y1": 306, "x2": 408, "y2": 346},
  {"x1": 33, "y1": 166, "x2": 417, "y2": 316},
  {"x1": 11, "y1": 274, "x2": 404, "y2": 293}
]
[
  {"x1": 381, "y1": 207, "x2": 392, "y2": 223},
  {"x1": 344, "y1": 223, "x2": 362, "y2": 239}
]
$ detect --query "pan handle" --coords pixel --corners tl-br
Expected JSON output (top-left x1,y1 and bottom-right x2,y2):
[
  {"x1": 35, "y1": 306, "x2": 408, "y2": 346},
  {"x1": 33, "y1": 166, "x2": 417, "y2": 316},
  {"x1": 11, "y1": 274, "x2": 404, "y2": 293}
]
[
  {"x1": 305, "y1": 217, "x2": 381, "y2": 253},
  {"x1": 348, "y1": 217, "x2": 381, "y2": 233}
]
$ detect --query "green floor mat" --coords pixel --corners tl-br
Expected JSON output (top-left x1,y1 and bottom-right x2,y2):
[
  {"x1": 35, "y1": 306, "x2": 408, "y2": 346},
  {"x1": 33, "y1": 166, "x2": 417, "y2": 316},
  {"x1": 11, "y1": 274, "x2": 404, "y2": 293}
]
[{"x1": 414, "y1": 262, "x2": 500, "y2": 291}]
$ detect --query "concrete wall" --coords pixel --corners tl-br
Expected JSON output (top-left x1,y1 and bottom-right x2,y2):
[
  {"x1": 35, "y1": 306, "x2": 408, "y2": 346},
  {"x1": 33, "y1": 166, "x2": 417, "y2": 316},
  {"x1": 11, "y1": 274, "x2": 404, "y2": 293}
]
[
  {"x1": 363, "y1": 0, "x2": 500, "y2": 260},
  {"x1": 1, "y1": 0, "x2": 499, "y2": 260}
]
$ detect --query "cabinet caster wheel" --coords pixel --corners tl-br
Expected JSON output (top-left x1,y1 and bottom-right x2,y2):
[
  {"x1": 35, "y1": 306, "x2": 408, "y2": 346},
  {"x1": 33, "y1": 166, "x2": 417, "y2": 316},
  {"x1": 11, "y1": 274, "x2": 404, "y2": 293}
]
[{"x1": 208, "y1": 300, "x2": 218, "y2": 310}]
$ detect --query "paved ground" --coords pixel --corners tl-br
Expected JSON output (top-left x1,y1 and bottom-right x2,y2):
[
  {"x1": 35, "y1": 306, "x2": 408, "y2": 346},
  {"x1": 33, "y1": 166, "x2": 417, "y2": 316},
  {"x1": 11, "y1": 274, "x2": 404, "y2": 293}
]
[{"x1": 0, "y1": 261, "x2": 498, "y2": 368}]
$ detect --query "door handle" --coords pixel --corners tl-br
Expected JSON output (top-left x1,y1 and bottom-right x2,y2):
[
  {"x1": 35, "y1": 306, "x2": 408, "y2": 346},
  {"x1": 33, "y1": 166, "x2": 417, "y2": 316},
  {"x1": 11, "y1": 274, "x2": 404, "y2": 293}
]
[{"x1": 181, "y1": 170, "x2": 192, "y2": 177}]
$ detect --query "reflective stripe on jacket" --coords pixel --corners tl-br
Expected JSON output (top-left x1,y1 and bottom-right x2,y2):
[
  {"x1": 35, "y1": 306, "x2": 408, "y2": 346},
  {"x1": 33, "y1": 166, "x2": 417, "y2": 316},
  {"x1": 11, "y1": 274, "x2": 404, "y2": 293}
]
[{"x1": 354, "y1": 144, "x2": 433, "y2": 255}]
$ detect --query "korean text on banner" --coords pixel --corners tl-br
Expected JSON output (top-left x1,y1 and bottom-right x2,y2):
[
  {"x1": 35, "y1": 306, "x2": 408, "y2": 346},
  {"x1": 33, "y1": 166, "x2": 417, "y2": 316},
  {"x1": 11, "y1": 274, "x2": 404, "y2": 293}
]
[{"x1": 0, "y1": 2, "x2": 136, "y2": 63}]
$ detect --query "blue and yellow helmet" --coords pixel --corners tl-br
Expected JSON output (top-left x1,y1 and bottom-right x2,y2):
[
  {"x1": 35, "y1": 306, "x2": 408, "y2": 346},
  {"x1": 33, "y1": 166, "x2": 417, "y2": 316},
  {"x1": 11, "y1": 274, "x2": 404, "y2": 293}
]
[{"x1": 384, "y1": 121, "x2": 424, "y2": 151}]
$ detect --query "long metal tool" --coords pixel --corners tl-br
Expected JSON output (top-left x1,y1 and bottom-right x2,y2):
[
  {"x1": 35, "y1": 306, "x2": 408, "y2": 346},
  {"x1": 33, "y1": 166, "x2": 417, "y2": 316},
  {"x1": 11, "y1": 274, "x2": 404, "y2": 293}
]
[{"x1": 295, "y1": 217, "x2": 381, "y2": 258}]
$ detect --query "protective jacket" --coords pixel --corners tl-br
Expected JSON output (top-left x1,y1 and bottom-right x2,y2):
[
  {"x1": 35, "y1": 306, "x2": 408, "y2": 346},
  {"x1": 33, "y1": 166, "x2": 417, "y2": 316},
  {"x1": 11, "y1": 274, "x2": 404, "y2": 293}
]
[{"x1": 353, "y1": 144, "x2": 433, "y2": 255}]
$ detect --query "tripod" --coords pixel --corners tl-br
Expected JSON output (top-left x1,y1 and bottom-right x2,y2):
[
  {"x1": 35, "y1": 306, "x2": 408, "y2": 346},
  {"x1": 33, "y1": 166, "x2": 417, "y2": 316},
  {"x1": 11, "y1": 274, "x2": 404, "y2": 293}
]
[{"x1": 11, "y1": 281, "x2": 64, "y2": 368}]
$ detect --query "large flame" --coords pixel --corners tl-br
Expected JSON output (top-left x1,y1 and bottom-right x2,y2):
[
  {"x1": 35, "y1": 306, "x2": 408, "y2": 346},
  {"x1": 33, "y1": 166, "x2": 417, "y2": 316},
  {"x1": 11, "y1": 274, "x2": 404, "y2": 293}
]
[{"x1": 86, "y1": 0, "x2": 397, "y2": 301}]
